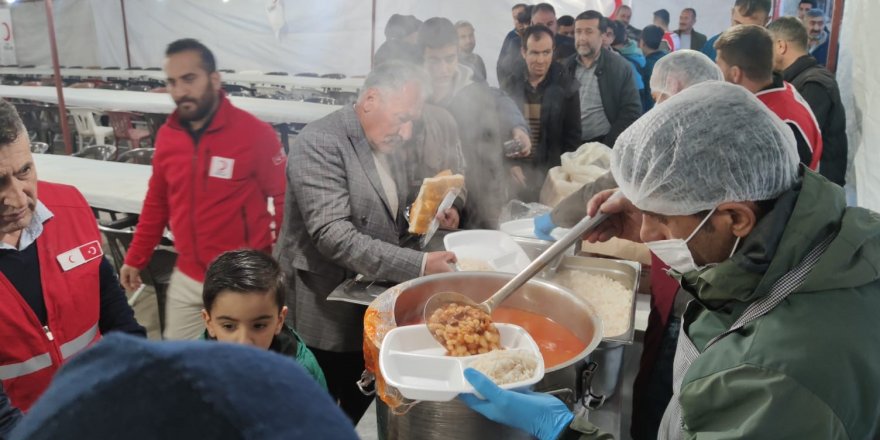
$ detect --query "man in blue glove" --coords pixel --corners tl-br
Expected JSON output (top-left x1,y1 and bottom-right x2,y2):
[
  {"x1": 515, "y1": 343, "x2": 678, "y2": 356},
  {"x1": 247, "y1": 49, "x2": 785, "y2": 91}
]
[{"x1": 465, "y1": 82, "x2": 880, "y2": 439}]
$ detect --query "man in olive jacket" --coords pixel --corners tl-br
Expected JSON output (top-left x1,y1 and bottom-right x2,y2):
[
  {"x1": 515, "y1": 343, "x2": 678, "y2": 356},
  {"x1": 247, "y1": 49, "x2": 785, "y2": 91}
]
[{"x1": 461, "y1": 82, "x2": 880, "y2": 440}]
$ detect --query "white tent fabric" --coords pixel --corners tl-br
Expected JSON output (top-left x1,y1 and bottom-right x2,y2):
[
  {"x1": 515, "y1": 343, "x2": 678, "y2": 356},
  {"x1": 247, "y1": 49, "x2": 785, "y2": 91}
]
[
  {"x1": 838, "y1": 0, "x2": 879, "y2": 210},
  {"x1": 8, "y1": 0, "x2": 734, "y2": 87}
]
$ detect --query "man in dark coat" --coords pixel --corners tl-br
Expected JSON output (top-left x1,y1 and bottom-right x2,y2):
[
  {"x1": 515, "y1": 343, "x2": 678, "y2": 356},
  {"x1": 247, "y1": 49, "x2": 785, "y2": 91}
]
[
  {"x1": 769, "y1": 17, "x2": 847, "y2": 185},
  {"x1": 501, "y1": 25, "x2": 581, "y2": 202}
]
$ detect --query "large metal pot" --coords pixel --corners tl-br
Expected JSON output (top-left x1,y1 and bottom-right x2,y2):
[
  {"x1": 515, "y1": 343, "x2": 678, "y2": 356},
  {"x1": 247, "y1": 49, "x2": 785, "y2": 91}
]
[{"x1": 376, "y1": 272, "x2": 603, "y2": 440}]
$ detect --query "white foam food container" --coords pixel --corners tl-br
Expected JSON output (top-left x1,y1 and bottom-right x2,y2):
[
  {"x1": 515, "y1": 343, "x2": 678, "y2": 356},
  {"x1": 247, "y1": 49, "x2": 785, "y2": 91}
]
[
  {"x1": 444, "y1": 229, "x2": 531, "y2": 273},
  {"x1": 499, "y1": 218, "x2": 570, "y2": 241},
  {"x1": 379, "y1": 323, "x2": 545, "y2": 402}
]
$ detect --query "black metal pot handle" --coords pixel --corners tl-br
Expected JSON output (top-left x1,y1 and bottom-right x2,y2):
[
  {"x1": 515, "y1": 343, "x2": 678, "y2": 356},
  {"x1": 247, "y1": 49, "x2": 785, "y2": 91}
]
[{"x1": 580, "y1": 361, "x2": 606, "y2": 410}]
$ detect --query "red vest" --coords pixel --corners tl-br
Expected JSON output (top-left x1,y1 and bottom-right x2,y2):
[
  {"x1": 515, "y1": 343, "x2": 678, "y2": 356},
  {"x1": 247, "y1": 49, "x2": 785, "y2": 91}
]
[
  {"x1": 756, "y1": 81, "x2": 824, "y2": 170},
  {"x1": 0, "y1": 182, "x2": 102, "y2": 411}
]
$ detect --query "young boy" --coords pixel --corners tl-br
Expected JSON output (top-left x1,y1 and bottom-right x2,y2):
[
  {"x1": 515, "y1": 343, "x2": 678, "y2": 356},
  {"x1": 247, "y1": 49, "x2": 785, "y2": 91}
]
[{"x1": 201, "y1": 250, "x2": 327, "y2": 390}]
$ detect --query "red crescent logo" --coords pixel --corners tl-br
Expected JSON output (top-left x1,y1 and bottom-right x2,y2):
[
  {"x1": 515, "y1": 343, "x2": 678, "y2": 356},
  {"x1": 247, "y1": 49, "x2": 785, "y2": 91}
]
[
  {"x1": 2, "y1": 23, "x2": 10, "y2": 42},
  {"x1": 68, "y1": 255, "x2": 75, "y2": 263}
]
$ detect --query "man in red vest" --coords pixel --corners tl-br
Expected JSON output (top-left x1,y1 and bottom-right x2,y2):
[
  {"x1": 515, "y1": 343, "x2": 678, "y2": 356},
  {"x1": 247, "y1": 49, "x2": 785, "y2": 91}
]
[
  {"x1": 715, "y1": 24, "x2": 823, "y2": 171},
  {"x1": 0, "y1": 100, "x2": 145, "y2": 412}
]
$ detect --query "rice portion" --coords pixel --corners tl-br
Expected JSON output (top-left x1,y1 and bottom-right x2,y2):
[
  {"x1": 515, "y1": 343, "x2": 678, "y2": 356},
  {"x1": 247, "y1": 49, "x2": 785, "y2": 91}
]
[
  {"x1": 551, "y1": 271, "x2": 632, "y2": 337},
  {"x1": 457, "y1": 258, "x2": 493, "y2": 271},
  {"x1": 469, "y1": 350, "x2": 538, "y2": 385}
]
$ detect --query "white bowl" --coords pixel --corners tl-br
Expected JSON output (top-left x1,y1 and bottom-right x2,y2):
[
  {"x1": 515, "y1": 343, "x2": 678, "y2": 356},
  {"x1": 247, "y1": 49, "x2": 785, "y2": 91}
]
[
  {"x1": 444, "y1": 230, "x2": 531, "y2": 273},
  {"x1": 379, "y1": 323, "x2": 545, "y2": 402}
]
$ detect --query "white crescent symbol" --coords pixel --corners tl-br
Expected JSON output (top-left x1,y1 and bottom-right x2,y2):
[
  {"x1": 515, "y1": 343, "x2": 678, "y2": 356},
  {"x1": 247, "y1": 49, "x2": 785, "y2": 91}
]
[{"x1": 68, "y1": 255, "x2": 75, "y2": 263}]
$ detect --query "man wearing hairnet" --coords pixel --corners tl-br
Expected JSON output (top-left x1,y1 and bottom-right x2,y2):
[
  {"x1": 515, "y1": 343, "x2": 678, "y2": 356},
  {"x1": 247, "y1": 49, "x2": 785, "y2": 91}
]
[{"x1": 468, "y1": 82, "x2": 880, "y2": 439}]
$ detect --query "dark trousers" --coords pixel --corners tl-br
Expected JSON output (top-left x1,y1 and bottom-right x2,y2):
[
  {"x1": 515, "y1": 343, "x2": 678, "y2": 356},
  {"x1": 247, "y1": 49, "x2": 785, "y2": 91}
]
[
  {"x1": 630, "y1": 315, "x2": 679, "y2": 440},
  {"x1": 309, "y1": 347, "x2": 375, "y2": 424}
]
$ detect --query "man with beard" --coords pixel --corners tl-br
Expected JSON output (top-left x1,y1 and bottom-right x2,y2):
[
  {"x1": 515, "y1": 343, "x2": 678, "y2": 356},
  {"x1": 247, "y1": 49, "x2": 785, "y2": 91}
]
[
  {"x1": 121, "y1": 39, "x2": 287, "y2": 341},
  {"x1": 804, "y1": 9, "x2": 834, "y2": 66},
  {"x1": 613, "y1": 4, "x2": 641, "y2": 45},
  {"x1": 274, "y1": 62, "x2": 457, "y2": 423},
  {"x1": 563, "y1": 10, "x2": 641, "y2": 146},
  {"x1": 455, "y1": 20, "x2": 487, "y2": 81}
]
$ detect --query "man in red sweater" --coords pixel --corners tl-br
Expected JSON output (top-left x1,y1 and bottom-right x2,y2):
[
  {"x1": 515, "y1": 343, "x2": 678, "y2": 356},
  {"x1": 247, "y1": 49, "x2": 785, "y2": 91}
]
[{"x1": 121, "y1": 39, "x2": 286, "y2": 340}]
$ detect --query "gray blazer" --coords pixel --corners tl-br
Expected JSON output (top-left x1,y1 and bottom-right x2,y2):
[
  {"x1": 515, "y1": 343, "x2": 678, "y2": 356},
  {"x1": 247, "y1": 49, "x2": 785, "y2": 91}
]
[{"x1": 275, "y1": 105, "x2": 424, "y2": 351}]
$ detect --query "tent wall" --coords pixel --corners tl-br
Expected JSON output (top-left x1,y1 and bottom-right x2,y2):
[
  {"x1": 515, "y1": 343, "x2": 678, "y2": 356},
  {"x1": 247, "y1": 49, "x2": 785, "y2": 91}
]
[
  {"x1": 10, "y1": 0, "x2": 733, "y2": 86},
  {"x1": 838, "y1": 0, "x2": 879, "y2": 210}
]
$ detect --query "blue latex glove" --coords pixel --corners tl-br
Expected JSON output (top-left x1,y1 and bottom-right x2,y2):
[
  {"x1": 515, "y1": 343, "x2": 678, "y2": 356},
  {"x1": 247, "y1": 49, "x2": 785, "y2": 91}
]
[
  {"x1": 460, "y1": 368, "x2": 574, "y2": 440},
  {"x1": 533, "y1": 213, "x2": 557, "y2": 241}
]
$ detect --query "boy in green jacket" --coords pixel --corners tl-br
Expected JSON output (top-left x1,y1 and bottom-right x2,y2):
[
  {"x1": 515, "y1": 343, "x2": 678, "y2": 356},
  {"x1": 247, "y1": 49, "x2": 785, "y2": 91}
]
[{"x1": 201, "y1": 250, "x2": 327, "y2": 390}]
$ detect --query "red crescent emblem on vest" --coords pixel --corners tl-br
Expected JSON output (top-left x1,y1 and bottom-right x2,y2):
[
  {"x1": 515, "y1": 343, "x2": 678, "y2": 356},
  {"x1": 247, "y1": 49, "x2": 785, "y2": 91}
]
[{"x1": 2, "y1": 23, "x2": 9, "y2": 42}]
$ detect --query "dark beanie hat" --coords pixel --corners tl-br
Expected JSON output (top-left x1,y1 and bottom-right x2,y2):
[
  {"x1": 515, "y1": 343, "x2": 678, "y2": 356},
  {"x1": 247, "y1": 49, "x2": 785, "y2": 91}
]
[
  {"x1": 385, "y1": 14, "x2": 423, "y2": 40},
  {"x1": 11, "y1": 334, "x2": 358, "y2": 440}
]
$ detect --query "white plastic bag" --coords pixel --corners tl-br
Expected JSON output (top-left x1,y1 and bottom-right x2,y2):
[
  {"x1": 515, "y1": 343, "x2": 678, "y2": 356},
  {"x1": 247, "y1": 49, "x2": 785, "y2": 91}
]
[{"x1": 540, "y1": 142, "x2": 612, "y2": 207}]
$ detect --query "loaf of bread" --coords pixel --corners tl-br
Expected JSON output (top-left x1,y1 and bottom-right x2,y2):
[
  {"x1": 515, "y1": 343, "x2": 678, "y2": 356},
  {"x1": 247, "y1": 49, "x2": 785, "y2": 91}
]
[{"x1": 408, "y1": 170, "x2": 465, "y2": 235}]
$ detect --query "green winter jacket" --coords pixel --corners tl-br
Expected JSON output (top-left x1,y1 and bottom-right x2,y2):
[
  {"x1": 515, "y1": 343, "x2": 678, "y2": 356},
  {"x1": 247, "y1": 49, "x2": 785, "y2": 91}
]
[
  {"x1": 203, "y1": 324, "x2": 328, "y2": 391},
  {"x1": 564, "y1": 169, "x2": 880, "y2": 439}
]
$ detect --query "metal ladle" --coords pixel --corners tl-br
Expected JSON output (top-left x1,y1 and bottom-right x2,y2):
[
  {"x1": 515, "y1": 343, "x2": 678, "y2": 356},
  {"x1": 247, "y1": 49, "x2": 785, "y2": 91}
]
[{"x1": 423, "y1": 191, "x2": 623, "y2": 344}]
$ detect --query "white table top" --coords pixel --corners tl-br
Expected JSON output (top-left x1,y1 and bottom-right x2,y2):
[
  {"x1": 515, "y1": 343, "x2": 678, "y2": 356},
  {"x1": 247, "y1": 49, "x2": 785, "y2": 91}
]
[
  {"x1": 0, "y1": 85, "x2": 339, "y2": 124},
  {"x1": 34, "y1": 153, "x2": 150, "y2": 215},
  {"x1": 0, "y1": 67, "x2": 364, "y2": 92}
]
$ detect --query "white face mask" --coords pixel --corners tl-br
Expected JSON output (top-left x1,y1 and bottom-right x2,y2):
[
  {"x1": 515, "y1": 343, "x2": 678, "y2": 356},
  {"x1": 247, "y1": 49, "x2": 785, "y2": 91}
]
[{"x1": 646, "y1": 208, "x2": 741, "y2": 274}]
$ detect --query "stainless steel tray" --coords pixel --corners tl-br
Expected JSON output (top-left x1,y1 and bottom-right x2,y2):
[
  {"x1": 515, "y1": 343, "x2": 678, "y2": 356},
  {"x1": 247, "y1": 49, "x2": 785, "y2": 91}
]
[{"x1": 541, "y1": 255, "x2": 640, "y2": 345}]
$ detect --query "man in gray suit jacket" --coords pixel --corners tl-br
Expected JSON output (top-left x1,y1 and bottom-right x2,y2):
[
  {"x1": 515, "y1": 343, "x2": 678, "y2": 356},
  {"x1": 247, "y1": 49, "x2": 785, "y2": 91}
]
[
  {"x1": 275, "y1": 62, "x2": 457, "y2": 423},
  {"x1": 674, "y1": 8, "x2": 708, "y2": 50}
]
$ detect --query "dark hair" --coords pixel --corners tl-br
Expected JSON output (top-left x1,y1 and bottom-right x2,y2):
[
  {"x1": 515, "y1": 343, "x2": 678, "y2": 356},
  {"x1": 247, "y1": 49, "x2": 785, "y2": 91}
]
[
  {"x1": 767, "y1": 17, "x2": 809, "y2": 51},
  {"x1": 715, "y1": 24, "x2": 774, "y2": 82},
  {"x1": 805, "y1": 8, "x2": 825, "y2": 19},
  {"x1": 202, "y1": 249, "x2": 285, "y2": 313},
  {"x1": 0, "y1": 99, "x2": 24, "y2": 147},
  {"x1": 512, "y1": 3, "x2": 528, "y2": 11},
  {"x1": 682, "y1": 8, "x2": 697, "y2": 20},
  {"x1": 610, "y1": 20, "x2": 627, "y2": 46},
  {"x1": 557, "y1": 15, "x2": 574, "y2": 27},
  {"x1": 576, "y1": 10, "x2": 606, "y2": 32},
  {"x1": 532, "y1": 3, "x2": 556, "y2": 17},
  {"x1": 522, "y1": 24, "x2": 555, "y2": 50},
  {"x1": 640, "y1": 25, "x2": 664, "y2": 50},
  {"x1": 653, "y1": 9, "x2": 670, "y2": 26},
  {"x1": 734, "y1": 0, "x2": 772, "y2": 18},
  {"x1": 165, "y1": 38, "x2": 216, "y2": 73},
  {"x1": 417, "y1": 17, "x2": 458, "y2": 52},
  {"x1": 798, "y1": 0, "x2": 816, "y2": 6},
  {"x1": 517, "y1": 6, "x2": 533, "y2": 25}
]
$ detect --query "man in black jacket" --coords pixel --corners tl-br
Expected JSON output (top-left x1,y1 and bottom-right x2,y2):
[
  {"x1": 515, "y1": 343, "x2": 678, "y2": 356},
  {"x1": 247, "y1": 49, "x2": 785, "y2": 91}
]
[
  {"x1": 502, "y1": 25, "x2": 581, "y2": 202},
  {"x1": 563, "y1": 10, "x2": 642, "y2": 147},
  {"x1": 768, "y1": 17, "x2": 847, "y2": 185}
]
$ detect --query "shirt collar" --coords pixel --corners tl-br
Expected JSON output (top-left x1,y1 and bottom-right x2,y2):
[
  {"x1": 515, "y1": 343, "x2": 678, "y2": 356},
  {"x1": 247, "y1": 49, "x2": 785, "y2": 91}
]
[{"x1": 0, "y1": 201, "x2": 54, "y2": 251}]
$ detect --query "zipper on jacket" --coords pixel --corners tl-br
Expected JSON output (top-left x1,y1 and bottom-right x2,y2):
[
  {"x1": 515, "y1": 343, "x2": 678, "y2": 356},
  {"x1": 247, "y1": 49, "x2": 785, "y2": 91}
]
[
  {"x1": 43, "y1": 325, "x2": 54, "y2": 341},
  {"x1": 190, "y1": 141, "x2": 205, "y2": 269},
  {"x1": 241, "y1": 208, "x2": 250, "y2": 244}
]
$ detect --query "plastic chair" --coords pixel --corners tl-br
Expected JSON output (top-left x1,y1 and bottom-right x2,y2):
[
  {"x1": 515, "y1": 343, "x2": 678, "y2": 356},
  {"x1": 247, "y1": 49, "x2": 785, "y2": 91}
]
[
  {"x1": 107, "y1": 111, "x2": 152, "y2": 149},
  {"x1": 29, "y1": 142, "x2": 49, "y2": 154},
  {"x1": 73, "y1": 144, "x2": 117, "y2": 161},
  {"x1": 70, "y1": 108, "x2": 114, "y2": 149},
  {"x1": 97, "y1": 215, "x2": 176, "y2": 334},
  {"x1": 117, "y1": 148, "x2": 155, "y2": 165}
]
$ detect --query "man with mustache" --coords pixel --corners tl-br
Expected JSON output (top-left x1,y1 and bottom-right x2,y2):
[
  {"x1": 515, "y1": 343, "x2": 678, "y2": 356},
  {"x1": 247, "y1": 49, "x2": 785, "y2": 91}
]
[
  {"x1": 502, "y1": 24, "x2": 581, "y2": 203},
  {"x1": 120, "y1": 39, "x2": 287, "y2": 341},
  {"x1": 0, "y1": 99, "x2": 145, "y2": 412},
  {"x1": 563, "y1": 10, "x2": 641, "y2": 147},
  {"x1": 274, "y1": 62, "x2": 457, "y2": 423}
]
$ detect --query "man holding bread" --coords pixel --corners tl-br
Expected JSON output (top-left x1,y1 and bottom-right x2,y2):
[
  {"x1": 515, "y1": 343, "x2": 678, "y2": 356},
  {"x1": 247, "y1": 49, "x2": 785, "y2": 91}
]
[{"x1": 274, "y1": 61, "x2": 457, "y2": 424}]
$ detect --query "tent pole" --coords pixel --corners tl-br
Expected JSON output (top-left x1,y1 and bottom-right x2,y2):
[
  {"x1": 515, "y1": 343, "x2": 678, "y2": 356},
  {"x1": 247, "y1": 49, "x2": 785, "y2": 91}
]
[
  {"x1": 43, "y1": 0, "x2": 73, "y2": 155},
  {"x1": 121, "y1": 0, "x2": 132, "y2": 69},
  {"x1": 826, "y1": 0, "x2": 844, "y2": 73},
  {"x1": 370, "y1": 0, "x2": 376, "y2": 69}
]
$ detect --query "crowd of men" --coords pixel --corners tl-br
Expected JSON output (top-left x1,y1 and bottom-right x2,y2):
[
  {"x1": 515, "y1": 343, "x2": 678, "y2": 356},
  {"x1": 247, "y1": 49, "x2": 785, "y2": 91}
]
[{"x1": 1, "y1": 0, "x2": 872, "y2": 439}]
